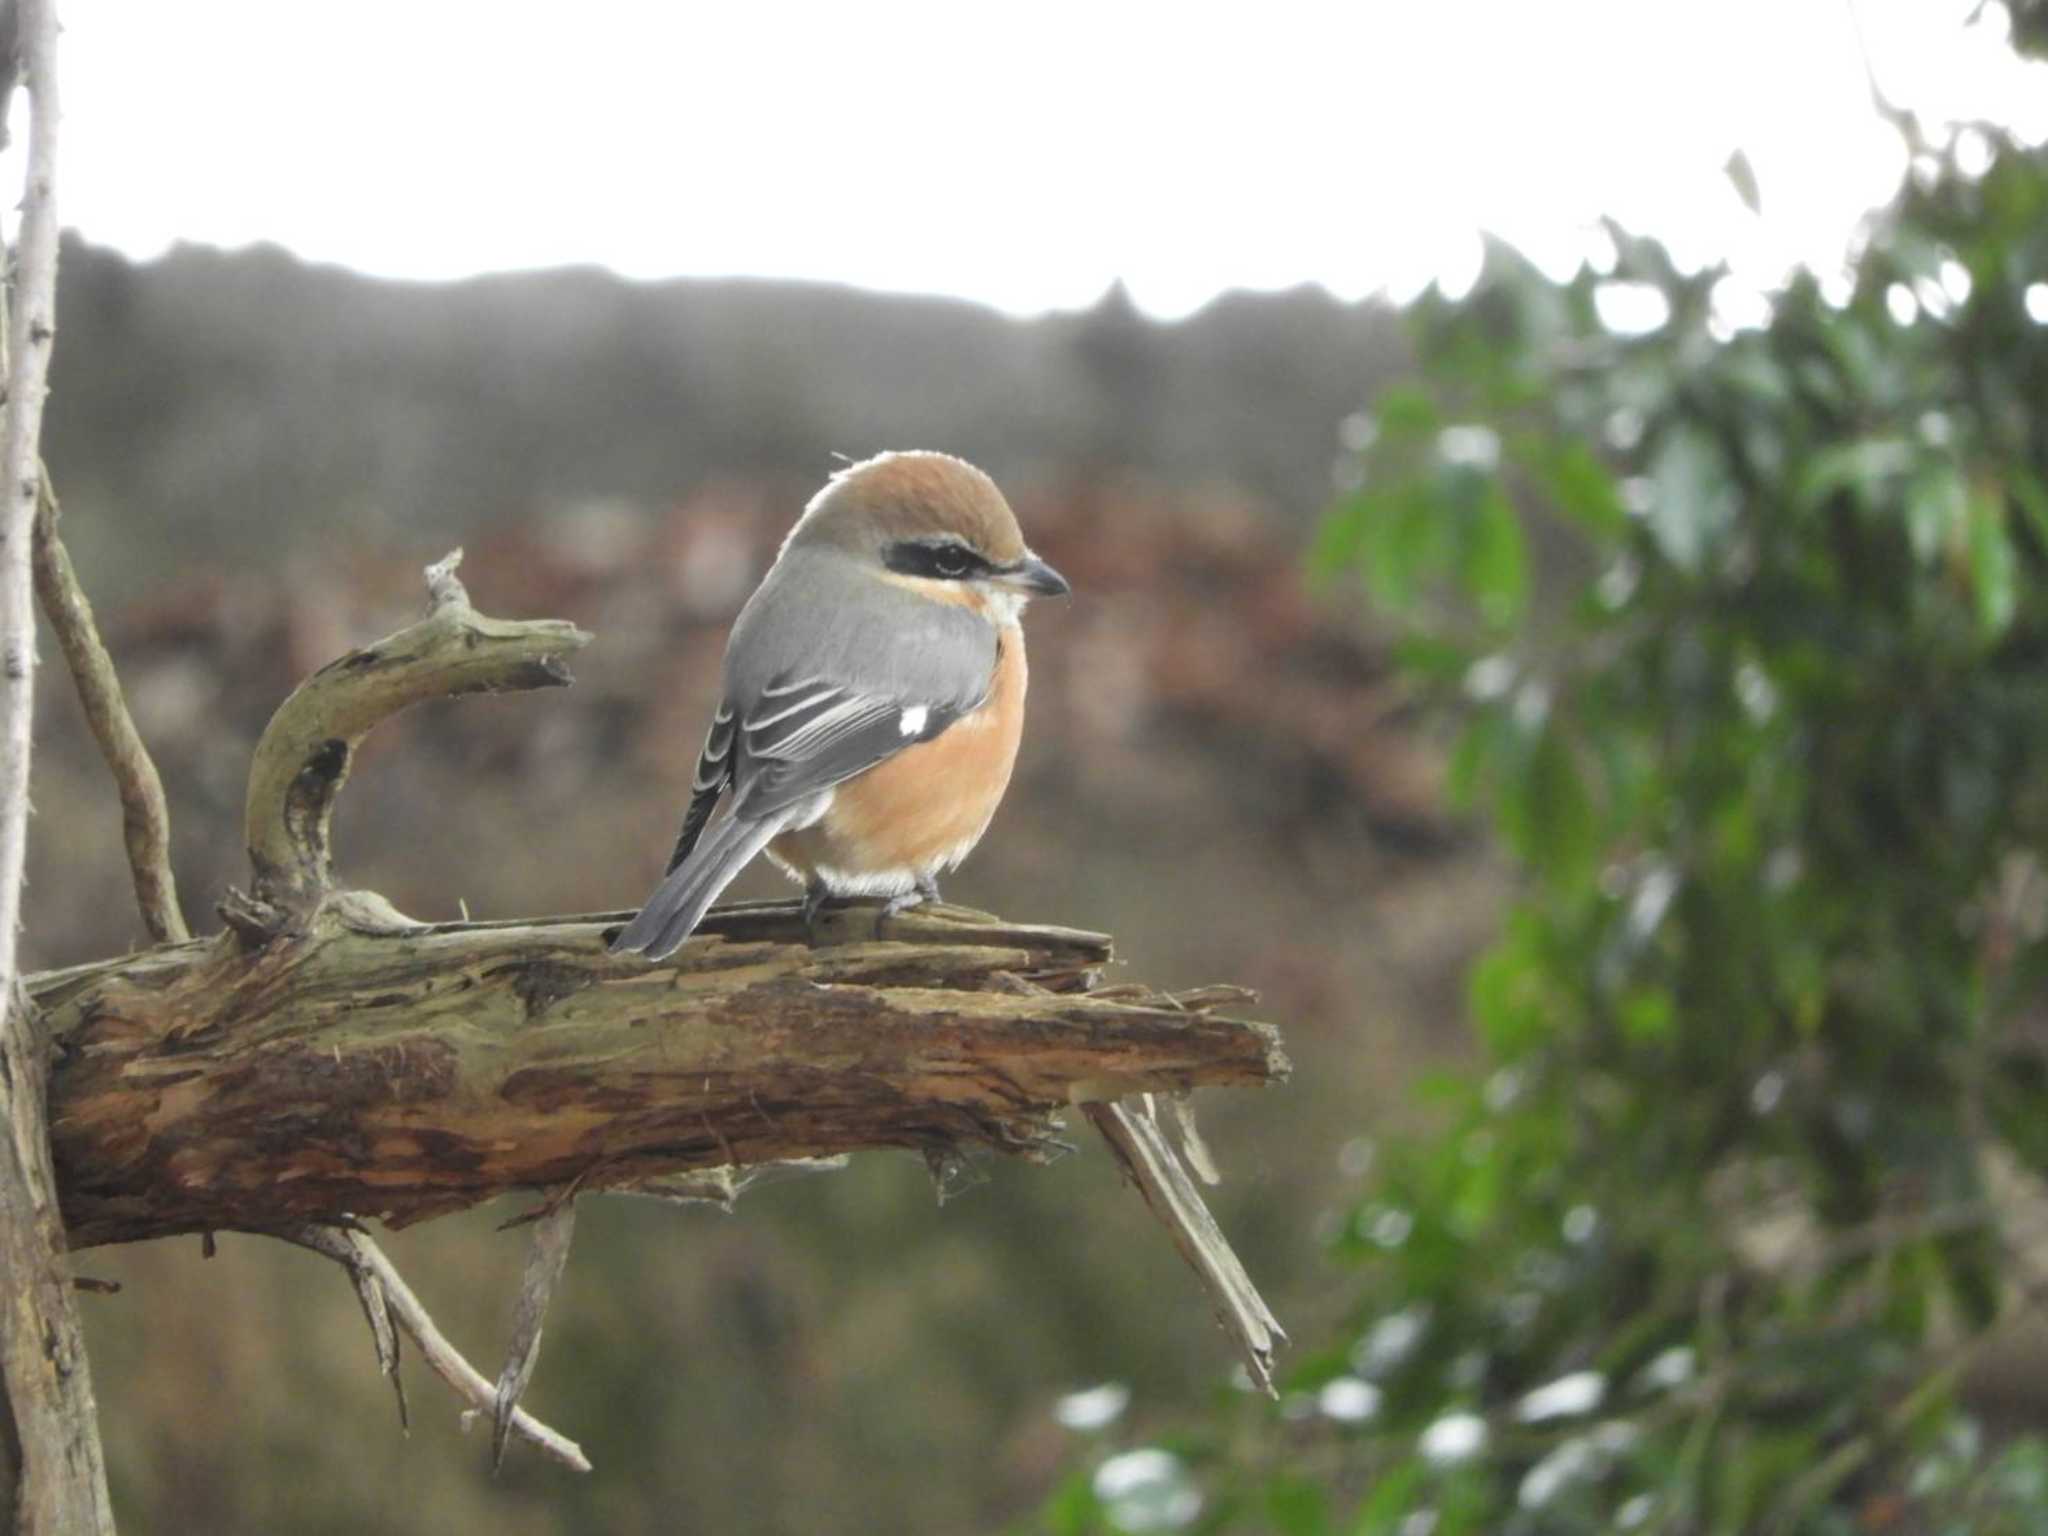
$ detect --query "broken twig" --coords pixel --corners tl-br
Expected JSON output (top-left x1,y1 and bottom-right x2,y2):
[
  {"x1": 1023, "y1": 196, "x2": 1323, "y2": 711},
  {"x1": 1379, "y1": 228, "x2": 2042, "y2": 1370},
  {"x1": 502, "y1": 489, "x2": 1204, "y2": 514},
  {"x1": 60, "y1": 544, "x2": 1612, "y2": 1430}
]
[
  {"x1": 285, "y1": 1224, "x2": 590, "y2": 1473},
  {"x1": 1083, "y1": 1098, "x2": 1286, "y2": 1395}
]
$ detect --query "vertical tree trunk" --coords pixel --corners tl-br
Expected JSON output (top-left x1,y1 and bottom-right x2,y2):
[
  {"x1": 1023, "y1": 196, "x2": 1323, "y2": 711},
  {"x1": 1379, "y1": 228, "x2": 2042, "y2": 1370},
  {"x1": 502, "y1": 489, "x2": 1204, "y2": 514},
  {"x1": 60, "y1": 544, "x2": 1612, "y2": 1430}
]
[{"x1": 0, "y1": 2, "x2": 116, "y2": 1528}]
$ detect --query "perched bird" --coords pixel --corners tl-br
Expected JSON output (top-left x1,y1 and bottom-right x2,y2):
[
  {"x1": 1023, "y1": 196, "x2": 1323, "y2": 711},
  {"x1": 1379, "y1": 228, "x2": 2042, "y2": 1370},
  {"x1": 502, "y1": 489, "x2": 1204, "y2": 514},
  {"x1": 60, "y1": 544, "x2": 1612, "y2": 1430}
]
[{"x1": 612, "y1": 451, "x2": 1070, "y2": 960}]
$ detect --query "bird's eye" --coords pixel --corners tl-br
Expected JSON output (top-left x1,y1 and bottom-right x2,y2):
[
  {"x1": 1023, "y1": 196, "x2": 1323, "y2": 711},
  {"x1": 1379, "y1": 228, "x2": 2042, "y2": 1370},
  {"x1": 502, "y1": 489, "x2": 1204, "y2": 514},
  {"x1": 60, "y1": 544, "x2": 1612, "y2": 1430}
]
[{"x1": 931, "y1": 544, "x2": 973, "y2": 578}]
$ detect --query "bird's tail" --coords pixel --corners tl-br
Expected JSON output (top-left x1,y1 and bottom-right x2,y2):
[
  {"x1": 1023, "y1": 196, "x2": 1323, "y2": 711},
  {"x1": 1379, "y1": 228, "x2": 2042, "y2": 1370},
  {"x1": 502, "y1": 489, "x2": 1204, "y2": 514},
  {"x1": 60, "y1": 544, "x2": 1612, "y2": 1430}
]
[{"x1": 611, "y1": 810, "x2": 785, "y2": 960}]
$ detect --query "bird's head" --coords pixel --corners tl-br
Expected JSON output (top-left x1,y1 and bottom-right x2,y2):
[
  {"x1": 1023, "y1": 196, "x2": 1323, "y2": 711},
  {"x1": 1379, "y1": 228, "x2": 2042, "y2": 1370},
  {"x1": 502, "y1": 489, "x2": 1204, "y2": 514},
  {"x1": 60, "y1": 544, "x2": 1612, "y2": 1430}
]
[{"x1": 785, "y1": 451, "x2": 1070, "y2": 620}]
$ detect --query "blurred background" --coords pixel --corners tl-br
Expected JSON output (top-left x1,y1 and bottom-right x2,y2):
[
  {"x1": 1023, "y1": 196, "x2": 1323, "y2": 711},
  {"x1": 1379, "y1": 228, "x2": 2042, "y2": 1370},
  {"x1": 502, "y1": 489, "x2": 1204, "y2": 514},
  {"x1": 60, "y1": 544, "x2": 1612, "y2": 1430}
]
[{"x1": 23, "y1": 2, "x2": 2048, "y2": 1532}]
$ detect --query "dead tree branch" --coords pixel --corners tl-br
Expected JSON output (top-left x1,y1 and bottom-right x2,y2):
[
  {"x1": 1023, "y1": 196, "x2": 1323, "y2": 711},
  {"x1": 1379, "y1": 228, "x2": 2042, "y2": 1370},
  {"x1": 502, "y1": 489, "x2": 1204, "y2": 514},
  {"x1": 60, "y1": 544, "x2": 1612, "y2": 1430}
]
[
  {"x1": 32, "y1": 476, "x2": 188, "y2": 943},
  {"x1": 40, "y1": 905, "x2": 1284, "y2": 1247},
  {"x1": 0, "y1": 3, "x2": 119, "y2": 1528}
]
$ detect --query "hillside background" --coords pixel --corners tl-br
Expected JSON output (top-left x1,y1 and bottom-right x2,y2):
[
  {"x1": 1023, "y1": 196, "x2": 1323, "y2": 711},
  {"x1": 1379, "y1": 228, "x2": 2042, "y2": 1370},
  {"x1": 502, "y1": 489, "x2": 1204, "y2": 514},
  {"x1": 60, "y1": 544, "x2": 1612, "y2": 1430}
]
[{"x1": 32, "y1": 236, "x2": 1491, "y2": 1534}]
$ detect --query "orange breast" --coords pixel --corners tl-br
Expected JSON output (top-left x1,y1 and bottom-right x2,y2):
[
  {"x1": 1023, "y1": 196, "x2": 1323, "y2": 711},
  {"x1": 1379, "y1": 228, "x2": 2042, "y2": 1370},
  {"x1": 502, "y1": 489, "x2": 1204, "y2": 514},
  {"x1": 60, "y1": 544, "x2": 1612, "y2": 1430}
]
[{"x1": 767, "y1": 624, "x2": 1027, "y2": 888}]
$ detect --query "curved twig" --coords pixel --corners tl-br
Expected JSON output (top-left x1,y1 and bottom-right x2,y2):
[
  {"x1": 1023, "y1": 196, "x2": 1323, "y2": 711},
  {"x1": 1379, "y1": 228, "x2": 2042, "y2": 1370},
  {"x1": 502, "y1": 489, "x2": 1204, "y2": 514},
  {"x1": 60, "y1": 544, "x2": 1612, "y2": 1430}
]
[
  {"x1": 238, "y1": 549, "x2": 591, "y2": 926},
  {"x1": 32, "y1": 475, "x2": 188, "y2": 942}
]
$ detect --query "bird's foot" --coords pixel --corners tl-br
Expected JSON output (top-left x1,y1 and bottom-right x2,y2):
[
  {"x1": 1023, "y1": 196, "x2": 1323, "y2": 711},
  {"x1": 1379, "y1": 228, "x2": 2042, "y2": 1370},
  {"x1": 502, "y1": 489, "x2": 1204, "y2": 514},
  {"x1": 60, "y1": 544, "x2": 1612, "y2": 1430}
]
[
  {"x1": 803, "y1": 877, "x2": 940, "y2": 944},
  {"x1": 877, "y1": 876, "x2": 940, "y2": 938},
  {"x1": 800, "y1": 882, "x2": 834, "y2": 944}
]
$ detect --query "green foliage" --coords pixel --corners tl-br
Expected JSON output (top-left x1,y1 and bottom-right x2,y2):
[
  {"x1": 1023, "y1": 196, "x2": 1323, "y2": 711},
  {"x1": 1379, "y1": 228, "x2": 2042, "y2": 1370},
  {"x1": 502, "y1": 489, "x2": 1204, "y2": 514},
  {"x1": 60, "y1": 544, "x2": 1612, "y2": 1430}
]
[{"x1": 1037, "y1": 50, "x2": 2048, "y2": 1536}]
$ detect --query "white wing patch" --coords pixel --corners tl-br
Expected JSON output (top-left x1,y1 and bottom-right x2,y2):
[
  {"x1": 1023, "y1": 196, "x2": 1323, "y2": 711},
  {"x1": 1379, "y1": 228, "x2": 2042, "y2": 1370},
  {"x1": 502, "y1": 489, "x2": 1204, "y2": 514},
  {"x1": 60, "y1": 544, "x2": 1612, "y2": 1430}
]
[{"x1": 898, "y1": 704, "x2": 929, "y2": 737}]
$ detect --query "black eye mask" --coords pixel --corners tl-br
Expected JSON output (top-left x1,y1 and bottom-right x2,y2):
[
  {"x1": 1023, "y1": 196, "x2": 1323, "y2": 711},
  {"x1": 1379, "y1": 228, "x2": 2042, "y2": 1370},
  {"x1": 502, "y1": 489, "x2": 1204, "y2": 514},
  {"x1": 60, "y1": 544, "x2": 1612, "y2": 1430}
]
[{"x1": 882, "y1": 538, "x2": 994, "y2": 581}]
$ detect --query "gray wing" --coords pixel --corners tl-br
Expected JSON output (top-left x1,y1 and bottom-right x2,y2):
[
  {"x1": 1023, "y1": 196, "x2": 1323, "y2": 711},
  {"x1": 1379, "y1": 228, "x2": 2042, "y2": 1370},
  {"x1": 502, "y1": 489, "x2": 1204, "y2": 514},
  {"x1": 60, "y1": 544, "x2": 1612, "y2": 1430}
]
[
  {"x1": 730, "y1": 674, "x2": 972, "y2": 821},
  {"x1": 667, "y1": 547, "x2": 998, "y2": 859}
]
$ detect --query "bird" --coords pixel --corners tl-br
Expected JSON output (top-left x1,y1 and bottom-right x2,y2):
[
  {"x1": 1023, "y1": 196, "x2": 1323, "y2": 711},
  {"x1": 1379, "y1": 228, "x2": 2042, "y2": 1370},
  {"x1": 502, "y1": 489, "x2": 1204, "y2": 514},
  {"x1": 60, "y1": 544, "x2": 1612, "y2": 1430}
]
[{"x1": 611, "y1": 450, "x2": 1070, "y2": 961}]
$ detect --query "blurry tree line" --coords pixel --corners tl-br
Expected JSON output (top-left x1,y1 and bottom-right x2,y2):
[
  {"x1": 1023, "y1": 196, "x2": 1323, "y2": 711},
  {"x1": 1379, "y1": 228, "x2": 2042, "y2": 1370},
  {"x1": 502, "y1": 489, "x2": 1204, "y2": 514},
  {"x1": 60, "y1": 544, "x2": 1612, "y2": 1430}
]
[
  {"x1": 1036, "y1": 7, "x2": 2048, "y2": 1533},
  {"x1": 45, "y1": 243, "x2": 1401, "y2": 603}
]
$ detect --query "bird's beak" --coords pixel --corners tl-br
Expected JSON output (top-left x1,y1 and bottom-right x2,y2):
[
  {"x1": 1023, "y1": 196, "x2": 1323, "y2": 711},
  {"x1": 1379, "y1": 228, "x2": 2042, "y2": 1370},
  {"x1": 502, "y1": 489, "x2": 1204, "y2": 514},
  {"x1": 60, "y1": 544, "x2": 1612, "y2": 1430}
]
[{"x1": 994, "y1": 554, "x2": 1072, "y2": 598}]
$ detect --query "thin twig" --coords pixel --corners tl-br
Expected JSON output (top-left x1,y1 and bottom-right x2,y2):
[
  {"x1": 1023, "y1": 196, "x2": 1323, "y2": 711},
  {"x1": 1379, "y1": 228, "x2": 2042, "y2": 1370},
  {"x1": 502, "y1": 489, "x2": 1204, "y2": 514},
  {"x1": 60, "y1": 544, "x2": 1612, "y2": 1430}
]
[
  {"x1": 294, "y1": 1223, "x2": 407, "y2": 1430},
  {"x1": 31, "y1": 475, "x2": 189, "y2": 942},
  {"x1": 284, "y1": 1225, "x2": 591, "y2": 1474},
  {"x1": 0, "y1": 0, "x2": 60, "y2": 981}
]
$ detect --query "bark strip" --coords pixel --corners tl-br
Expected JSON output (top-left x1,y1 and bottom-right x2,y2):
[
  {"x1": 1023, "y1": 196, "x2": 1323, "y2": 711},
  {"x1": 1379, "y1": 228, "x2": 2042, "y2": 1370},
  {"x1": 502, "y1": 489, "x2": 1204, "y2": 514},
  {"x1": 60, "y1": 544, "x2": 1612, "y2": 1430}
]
[
  {"x1": 492, "y1": 1198, "x2": 576, "y2": 1470},
  {"x1": 1085, "y1": 1098, "x2": 1287, "y2": 1394}
]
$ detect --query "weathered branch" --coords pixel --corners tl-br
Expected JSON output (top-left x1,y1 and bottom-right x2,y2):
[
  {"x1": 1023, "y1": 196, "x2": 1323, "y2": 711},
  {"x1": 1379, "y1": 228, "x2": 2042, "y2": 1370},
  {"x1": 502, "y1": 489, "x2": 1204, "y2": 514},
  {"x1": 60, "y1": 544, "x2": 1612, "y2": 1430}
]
[
  {"x1": 32, "y1": 476, "x2": 188, "y2": 942},
  {"x1": 237, "y1": 550, "x2": 590, "y2": 926},
  {"x1": 40, "y1": 903, "x2": 1285, "y2": 1249}
]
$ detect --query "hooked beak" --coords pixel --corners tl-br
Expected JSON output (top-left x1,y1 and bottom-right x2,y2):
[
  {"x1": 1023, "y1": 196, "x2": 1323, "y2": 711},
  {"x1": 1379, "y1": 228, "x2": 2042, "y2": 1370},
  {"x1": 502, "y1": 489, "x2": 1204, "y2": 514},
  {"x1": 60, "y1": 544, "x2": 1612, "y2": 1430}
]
[{"x1": 994, "y1": 554, "x2": 1072, "y2": 598}]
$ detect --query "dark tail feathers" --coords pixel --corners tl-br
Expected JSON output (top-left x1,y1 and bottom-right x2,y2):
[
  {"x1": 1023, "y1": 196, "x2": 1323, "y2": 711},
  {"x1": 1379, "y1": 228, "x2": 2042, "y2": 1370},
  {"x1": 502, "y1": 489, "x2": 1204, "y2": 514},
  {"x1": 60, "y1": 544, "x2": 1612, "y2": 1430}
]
[{"x1": 610, "y1": 812, "x2": 784, "y2": 960}]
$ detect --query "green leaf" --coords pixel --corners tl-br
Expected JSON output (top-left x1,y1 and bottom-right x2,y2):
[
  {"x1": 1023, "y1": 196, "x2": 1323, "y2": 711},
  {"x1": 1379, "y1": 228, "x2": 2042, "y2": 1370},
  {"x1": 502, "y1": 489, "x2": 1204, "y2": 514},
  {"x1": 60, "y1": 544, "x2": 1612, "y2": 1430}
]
[
  {"x1": 1446, "y1": 711, "x2": 1509, "y2": 811},
  {"x1": 1264, "y1": 1475, "x2": 1332, "y2": 1536},
  {"x1": 1309, "y1": 493, "x2": 1374, "y2": 580},
  {"x1": 1968, "y1": 487, "x2": 2018, "y2": 638},
  {"x1": 1037, "y1": 1470, "x2": 1102, "y2": 1536},
  {"x1": 1534, "y1": 439, "x2": 1626, "y2": 536},
  {"x1": 1503, "y1": 723, "x2": 1598, "y2": 896},
  {"x1": 1906, "y1": 462, "x2": 1968, "y2": 563},
  {"x1": 1463, "y1": 483, "x2": 1528, "y2": 625},
  {"x1": 1352, "y1": 1460, "x2": 1426, "y2": 1534},
  {"x1": 1392, "y1": 635, "x2": 1475, "y2": 683},
  {"x1": 1373, "y1": 386, "x2": 1440, "y2": 442},
  {"x1": 1470, "y1": 934, "x2": 1542, "y2": 1054},
  {"x1": 1617, "y1": 987, "x2": 1676, "y2": 1042},
  {"x1": 1361, "y1": 486, "x2": 1452, "y2": 614},
  {"x1": 2010, "y1": 468, "x2": 2048, "y2": 553}
]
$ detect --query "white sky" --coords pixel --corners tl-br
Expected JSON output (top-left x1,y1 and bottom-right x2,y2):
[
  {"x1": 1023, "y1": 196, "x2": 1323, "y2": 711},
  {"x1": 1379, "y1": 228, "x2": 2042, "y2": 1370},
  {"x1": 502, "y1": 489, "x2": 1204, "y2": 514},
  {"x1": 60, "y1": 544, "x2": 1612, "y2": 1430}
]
[{"x1": 44, "y1": 1, "x2": 2048, "y2": 319}]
